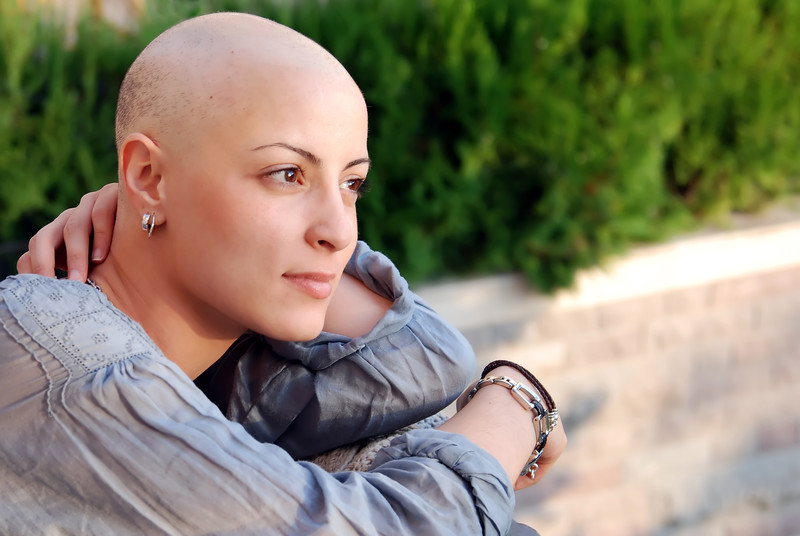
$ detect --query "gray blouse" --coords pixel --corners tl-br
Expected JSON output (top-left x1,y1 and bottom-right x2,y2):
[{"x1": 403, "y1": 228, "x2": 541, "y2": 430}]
[
  {"x1": 197, "y1": 240, "x2": 478, "y2": 459},
  {"x1": 0, "y1": 273, "x2": 515, "y2": 535}
]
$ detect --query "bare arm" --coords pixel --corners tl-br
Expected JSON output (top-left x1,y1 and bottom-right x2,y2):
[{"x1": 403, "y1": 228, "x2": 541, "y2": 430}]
[{"x1": 324, "y1": 271, "x2": 392, "y2": 337}]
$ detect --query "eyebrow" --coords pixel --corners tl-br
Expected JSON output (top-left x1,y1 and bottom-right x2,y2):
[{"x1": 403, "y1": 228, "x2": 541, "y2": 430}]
[{"x1": 252, "y1": 142, "x2": 371, "y2": 171}]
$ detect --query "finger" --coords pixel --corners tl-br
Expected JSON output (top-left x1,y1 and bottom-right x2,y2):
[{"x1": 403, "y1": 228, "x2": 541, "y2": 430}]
[
  {"x1": 513, "y1": 474, "x2": 536, "y2": 491},
  {"x1": 16, "y1": 251, "x2": 33, "y2": 275},
  {"x1": 88, "y1": 183, "x2": 119, "y2": 263},
  {"x1": 541, "y1": 421, "x2": 568, "y2": 464},
  {"x1": 63, "y1": 192, "x2": 101, "y2": 280},
  {"x1": 513, "y1": 421, "x2": 567, "y2": 490},
  {"x1": 24, "y1": 209, "x2": 75, "y2": 278},
  {"x1": 513, "y1": 457, "x2": 555, "y2": 491}
]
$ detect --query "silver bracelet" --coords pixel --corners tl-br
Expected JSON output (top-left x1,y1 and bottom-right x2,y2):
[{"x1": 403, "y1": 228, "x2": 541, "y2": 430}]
[{"x1": 468, "y1": 375, "x2": 560, "y2": 479}]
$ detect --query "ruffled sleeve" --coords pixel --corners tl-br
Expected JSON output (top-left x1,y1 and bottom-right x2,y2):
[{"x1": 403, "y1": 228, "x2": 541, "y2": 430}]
[{"x1": 0, "y1": 275, "x2": 513, "y2": 535}]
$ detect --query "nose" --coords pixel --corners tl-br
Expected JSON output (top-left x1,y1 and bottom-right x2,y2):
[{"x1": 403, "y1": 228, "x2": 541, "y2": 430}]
[{"x1": 304, "y1": 182, "x2": 357, "y2": 252}]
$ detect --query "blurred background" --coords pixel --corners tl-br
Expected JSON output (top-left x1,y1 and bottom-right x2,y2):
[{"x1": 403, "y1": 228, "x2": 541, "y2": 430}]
[{"x1": 3, "y1": 0, "x2": 800, "y2": 534}]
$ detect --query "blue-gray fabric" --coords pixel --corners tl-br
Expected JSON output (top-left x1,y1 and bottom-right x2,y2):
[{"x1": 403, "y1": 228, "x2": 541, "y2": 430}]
[
  {"x1": 0, "y1": 273, "x2": 515, "y2": 534},
  {"x1": 196, "y1": 241, "x2": 477, "y2": 459}
]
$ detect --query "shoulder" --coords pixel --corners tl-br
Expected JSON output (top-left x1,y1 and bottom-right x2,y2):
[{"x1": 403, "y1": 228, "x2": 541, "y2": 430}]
[
  {"x1": 2, "y1": 274, "x2": 102, "y2": 312},
  {"x1": 0, "y1": 274, "x2": 161, "y2": 375}
]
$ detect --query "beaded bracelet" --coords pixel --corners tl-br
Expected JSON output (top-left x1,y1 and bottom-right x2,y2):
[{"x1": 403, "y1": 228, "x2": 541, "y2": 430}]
[{"x1": 470, "y1": 360, "x2": 560, "y2": 479}]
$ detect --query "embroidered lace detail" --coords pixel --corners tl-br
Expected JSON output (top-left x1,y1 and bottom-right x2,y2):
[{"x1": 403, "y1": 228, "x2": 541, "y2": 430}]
[{"x1": 4, "y1": 275, "x2": 159, "y2": 374}]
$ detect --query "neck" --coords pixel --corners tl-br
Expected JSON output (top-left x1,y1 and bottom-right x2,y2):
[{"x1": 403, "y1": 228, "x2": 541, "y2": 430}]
[{"x1": 90, "y1": 236, "x2": 241, "y2": 380}]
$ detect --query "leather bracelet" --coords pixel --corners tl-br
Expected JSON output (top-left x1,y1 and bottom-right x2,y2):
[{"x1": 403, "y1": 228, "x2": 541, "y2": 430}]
[
  {"x1": 482, "y1": 359, "x2": 556, "y2": 411},
  {"x1": 474, "y1": 360, "x2": 560, "y2": 479}
]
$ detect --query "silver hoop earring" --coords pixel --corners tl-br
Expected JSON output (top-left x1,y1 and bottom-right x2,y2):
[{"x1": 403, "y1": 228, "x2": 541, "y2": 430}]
[{"x1": 141, "y1": 212, "x2": 156, "y2": 238}]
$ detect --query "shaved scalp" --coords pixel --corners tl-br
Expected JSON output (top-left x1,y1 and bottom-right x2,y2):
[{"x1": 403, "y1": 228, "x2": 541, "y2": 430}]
[{"x1": 114, "y1": 12, "x2": 354, "y2": 150}]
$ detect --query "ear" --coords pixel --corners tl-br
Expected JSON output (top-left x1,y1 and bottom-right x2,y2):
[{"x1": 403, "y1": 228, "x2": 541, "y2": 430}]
[{"x1": 119, "y1": 132, "x2": 167, "y2": 224}]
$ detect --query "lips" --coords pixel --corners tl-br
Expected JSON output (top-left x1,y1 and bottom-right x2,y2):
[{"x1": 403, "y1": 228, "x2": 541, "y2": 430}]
[{"x1": 282, "y1": 272, "x2": 334, "y2": 299}]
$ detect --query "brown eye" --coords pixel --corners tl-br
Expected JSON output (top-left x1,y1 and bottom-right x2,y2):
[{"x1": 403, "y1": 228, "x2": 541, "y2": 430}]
[
  {"x1": 267, "y1": 167, "x2": 302, "y2": 184},
  {"x1": 341, "y1": 177, "x2": 367, "y2": 195}
]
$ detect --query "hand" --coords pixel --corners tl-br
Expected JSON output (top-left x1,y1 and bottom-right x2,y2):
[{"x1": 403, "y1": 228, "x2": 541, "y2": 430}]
[
  {"x1": 512, "y1": 416, "x2": 566, "y2": 491},
  {"x1": 17, "y1": 183, "x2": 118, "y2": 281}
]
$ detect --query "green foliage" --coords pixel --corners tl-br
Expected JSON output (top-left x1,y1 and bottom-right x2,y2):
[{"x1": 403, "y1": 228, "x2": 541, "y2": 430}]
[
  {"x1": 2, "y1": 0, "x2": 799, "y2": 289},
  {"x1": 0, "y1": 3, "x2": 171, "y2": 248}
]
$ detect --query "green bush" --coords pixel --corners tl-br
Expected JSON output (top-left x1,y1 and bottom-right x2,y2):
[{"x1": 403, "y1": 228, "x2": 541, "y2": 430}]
[
  {"x1": 0, "y1": 3, "x2": 166, "y2": 273},
  {"x1": 2, "y1": 0, "x2": 799, "y2": 289}
]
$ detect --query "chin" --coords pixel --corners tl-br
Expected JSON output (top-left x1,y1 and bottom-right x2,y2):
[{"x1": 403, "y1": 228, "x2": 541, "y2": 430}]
[
  {"x1": 263, "y1": 316, "x2": 326, "y2": 342},
  {"x1": 286, "y1": 323, "x2": 325, "y2": 341}
]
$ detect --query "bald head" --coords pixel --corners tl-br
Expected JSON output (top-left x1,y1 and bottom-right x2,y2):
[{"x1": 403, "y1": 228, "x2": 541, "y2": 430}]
[{"x1": 114, "y1": 12, "x2": 356, "y2": 150}]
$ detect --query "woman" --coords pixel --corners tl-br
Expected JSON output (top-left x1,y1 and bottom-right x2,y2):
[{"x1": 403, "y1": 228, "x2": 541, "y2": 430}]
[
  {"x1": 1, "y1": 12, "x2": 564, "y2": 535},
  {"x1": 21, "y1": 184, "x2": 480, "y2": 461}
]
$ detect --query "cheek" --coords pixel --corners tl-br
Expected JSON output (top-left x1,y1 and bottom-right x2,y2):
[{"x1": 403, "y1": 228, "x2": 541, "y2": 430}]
[
  {"x1": 164, "y1": 181, "x2": 259, "y2": 265},
  {"x1": 177, "y1": 178, "x2": 277, "y2": 238},
  {"x1": 247, "y1": 203, "x2": 300, "y2": 244}
]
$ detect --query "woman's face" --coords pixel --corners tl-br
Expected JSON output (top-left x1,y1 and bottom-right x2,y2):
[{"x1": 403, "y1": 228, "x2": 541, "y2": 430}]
[{"x1": 158, "y1": 62, "x2": 369, "y2": 342}]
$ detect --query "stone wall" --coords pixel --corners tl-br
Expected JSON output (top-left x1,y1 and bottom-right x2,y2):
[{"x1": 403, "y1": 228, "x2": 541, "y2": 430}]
[{"x1": 416, "y1": 205, "x2": 800, "y2": 536}]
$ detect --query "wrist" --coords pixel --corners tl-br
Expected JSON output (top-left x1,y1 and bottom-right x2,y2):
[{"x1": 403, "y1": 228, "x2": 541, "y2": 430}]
[
  {"x1": 440, "y1": 379, "x2": 537, "y2": 482},
  {"x1": 469, "y1": 361, "x2": 560, "y2": 480}
]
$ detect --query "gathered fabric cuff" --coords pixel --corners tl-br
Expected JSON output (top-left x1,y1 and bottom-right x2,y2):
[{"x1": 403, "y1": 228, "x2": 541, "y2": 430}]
[{"x1": 372, "y1": 429, "x2": 516, "y2": 536}]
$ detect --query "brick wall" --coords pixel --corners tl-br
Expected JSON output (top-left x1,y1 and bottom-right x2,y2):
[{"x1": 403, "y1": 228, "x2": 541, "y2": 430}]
[{"x1": 417, "y1": 206, "x2": 800, "y2": 536}]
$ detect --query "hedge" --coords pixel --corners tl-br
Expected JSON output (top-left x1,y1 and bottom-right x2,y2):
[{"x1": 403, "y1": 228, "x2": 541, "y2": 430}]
[{"x1": 2, "y1": 0, "x2": 799, "y2": 290}]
